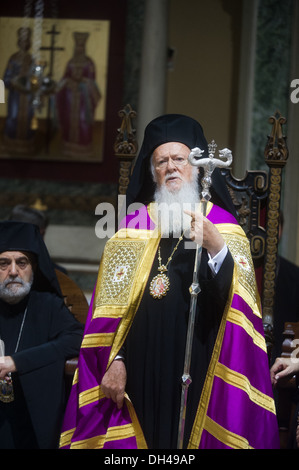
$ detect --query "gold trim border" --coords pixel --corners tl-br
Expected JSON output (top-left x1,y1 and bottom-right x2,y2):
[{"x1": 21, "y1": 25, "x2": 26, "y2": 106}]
[
  {"x1": 204, "y1": 416, "x2": 253, "y2": 449},
  {"x1": 228, "y1": 308, "x2": 266, "y2": 353},
  {"x1": 215, "y1": 362, "x2": 276, "y2": 414}
]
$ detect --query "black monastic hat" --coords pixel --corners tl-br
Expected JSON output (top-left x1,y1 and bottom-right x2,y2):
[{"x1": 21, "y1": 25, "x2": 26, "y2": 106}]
[
  {"x1": 125, "y1": 114, "x2": 236, "y2": 216},
  {"x1": 0, "y1": 221, "x2": 62, "y2": 296}
]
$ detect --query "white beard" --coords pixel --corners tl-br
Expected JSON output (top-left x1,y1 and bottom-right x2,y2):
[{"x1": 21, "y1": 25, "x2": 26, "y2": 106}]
[
  {"x1": 0, "y1": 274, "x2": 33, "y2": 305},
  {"x1": 153, "y1": 171, "x2": 200, "y2": 237}
]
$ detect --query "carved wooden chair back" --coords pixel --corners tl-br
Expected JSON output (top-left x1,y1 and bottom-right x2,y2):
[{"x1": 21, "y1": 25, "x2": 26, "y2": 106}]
[
  {"x1": 221, "y1": 111, "x2": 289, "y2": 358},
  {"x1": 55, "y1": 269, "x2": 89, "y2": 388}
]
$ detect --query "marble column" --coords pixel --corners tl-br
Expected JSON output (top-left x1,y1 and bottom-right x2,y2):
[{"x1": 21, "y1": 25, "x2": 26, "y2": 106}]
[
  {"x1": 233, "y1": 0, "x2": 258, "y2": 178},
  {"x1": 137, "y1": 0, "x2": 169, "y2": 145},
  {"x1": 281, "y1": 0, "x2": 299, "y2": 263}
]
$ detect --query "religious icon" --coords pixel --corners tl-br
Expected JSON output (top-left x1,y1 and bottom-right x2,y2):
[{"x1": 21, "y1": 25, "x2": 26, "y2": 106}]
[
  {"x1": 0, "y1": 340, "x2": 14, "y2": 403},
  {"x1": 149, "y1": 273, "x2": 170, "y2": 299},
  {"x1": 113, "y1": 265, "x2": 128, "y2": 283},
  {"x1": 0, "y1": 374, "x2": 14, "y2": 403},
  {"x1": 55, "y1": 32, "x2": 101, "y2": 159},
  {"x1": 235, "y1": 254, "x2": 250, "y2": 271},
  {"x1": 2, "y1": 27, "x2": 37, "y2": 155},
  {"x1": 0, "y1": 17, "x2": 110, "y2": 163}
]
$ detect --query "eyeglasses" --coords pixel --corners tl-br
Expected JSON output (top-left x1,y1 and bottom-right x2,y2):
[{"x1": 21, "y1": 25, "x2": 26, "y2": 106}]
[
  {"x1": 154, "y1": 156, "x2": 189, "y2": 170},
  {"x1": 0, "y1": 258, "x2": 31, "y2": 271}
]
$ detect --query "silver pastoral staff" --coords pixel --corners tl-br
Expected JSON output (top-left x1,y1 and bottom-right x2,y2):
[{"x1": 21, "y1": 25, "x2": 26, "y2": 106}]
[{"x1": 177, "y1": 140, "x2": 233, "y2": 449}]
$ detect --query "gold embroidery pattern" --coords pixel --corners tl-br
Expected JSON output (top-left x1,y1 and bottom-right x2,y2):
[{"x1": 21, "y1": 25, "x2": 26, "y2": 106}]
[
  {"x1": 95, "y1": 240, "x2": 147, "y2": 307},
  {"x1": 223, "y1": 233, "x2": 256, "y2": 302}
]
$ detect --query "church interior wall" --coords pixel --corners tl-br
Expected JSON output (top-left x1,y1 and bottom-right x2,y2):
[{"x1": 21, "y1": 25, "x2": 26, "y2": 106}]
[
  {"x1": 166, "y1": 0, "x2": 242, "y2": 154},
  {"x1": 166, "y1": 0, "x2": 298, "y2": 266},
  {"x1": 0, "y1": 0, "x2": 128, "y2": 298},
  {"x1": 0, "y1": 0, "x2": 298, "y2": 299}
]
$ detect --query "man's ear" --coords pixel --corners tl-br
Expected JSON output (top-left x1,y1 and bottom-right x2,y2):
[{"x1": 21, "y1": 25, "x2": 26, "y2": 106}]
[{"x1": 150, "y1": 154, "x2": 157, "y2": 183}]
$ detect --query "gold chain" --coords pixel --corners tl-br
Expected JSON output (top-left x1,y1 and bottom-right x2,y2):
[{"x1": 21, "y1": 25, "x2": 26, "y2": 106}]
[{"x1": 158, "y1": 232, "x2": 185, "y2": 273}]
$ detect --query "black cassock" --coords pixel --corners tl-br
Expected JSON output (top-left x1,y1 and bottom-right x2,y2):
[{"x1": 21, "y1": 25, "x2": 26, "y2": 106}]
[
  {"x1": 125, "y1": 236, "x2": 233, "y2": 449},
  {"x1": 0, "y1": 291, "x2": 83, "y2": 449},
  {"x1": 0, "y1": 220, "x2": 84, "y2": 449}
]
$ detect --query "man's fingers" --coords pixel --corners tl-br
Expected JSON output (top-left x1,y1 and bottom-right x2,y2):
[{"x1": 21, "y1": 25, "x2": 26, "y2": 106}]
[
  {"x1": 116, "y1": 392, "x2": 125, "y2": 409},
  {"x1": 100, "y1": 360, "x2": 127, "y2": 409},
  {"x1": 101, "y1": 385, "x2": 124, "y2": 408},
  {"x1": 184, "y1": 209, "x2": 193, "y2": 217},
  {"x1": 184, "y1": 209, "x2": 202, "y2": 220}
]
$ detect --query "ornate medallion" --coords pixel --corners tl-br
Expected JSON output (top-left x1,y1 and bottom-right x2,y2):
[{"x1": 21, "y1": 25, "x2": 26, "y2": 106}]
[
  {"x1": 0, "y1": 375, "x2": 14, "y2": 403},
  {"x1": 149, "y1": 233, "x2": 185, "y2": 300},
  {"x1": 149, "y1": 273, "x2": 170, "y2": 299}
]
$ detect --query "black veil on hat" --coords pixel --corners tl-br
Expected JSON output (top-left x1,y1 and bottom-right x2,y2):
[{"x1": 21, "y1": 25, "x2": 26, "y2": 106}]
[
  {"x1": 125, "y1": 114, "x2": 237, "y2": 217},
  {"x1": 0, "y1": 221, "x2": 62, "y2": 296}
]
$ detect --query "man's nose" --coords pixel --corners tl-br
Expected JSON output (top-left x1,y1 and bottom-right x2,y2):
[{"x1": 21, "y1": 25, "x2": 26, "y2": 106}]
[
  {"x1": 166, "y1": 158, "x2": 176, "y2": 170},
  {"x1": 8, "y1": 261, "x2": 18, "y2": 276}
]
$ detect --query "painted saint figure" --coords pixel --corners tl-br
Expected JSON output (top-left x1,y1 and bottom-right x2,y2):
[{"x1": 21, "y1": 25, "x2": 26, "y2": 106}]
[
  {"x1": 2, "y1": 27, "x2": 36, "y2": 154},
  {"x1": 56, "y1": 32, "x2": 101, "y2": 158}
]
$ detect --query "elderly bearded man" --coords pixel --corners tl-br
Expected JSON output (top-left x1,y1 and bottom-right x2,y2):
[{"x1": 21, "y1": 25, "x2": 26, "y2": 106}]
[
  {"x1": 60, "y1": 114, "x2": 279, "y2": 450},
  {"x1": 0, "y1": 221, "x2": 83, "y2": 449}
]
